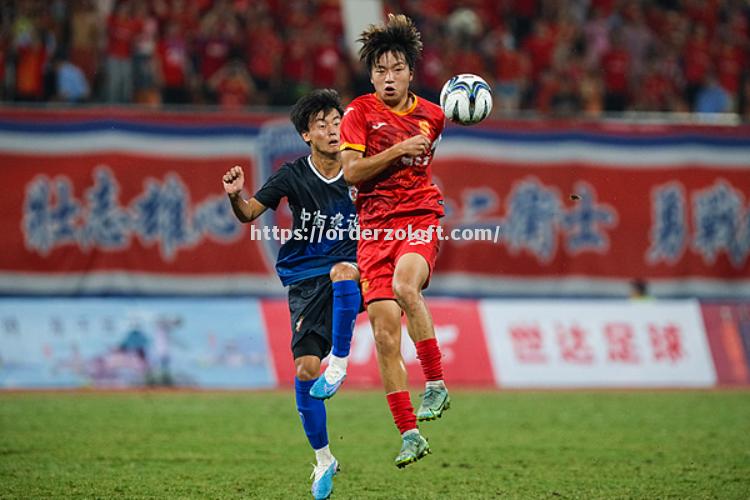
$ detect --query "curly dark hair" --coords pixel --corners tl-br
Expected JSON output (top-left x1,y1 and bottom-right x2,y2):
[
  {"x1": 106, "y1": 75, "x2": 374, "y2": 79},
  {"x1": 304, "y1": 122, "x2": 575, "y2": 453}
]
[
  {"x1": 358, "y1": 13, "x2": 423, "y2": 71},
  {"x1": 289, "y1": 89, "x2": 344, "y2": 142}
]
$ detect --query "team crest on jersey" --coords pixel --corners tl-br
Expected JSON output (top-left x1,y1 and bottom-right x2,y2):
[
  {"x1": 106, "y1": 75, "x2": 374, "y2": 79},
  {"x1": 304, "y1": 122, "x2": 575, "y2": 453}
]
[
  {"x1": 348, "y1": 186, "x2": 358, "y2": 202},
  {"x1": 419, "y1": 120, "x2": 432, "y2": 136}
]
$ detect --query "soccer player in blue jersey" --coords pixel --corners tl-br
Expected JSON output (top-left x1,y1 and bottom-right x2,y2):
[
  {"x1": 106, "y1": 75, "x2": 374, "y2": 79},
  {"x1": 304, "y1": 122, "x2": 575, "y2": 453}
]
[{"x1": 222, "y1": 89, "x2": 361, "y2": 500}]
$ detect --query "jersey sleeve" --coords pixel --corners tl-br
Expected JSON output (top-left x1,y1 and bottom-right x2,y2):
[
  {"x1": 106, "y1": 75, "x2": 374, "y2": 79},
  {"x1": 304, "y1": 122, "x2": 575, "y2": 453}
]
[
  {"x1": 253, "y1": 164, "x2": 290, "y2": 210},
  {"x1": 430, "y1": 106, "x2": 446, "y2": 153},
  {"x1": 340, "y1": 103, "x2": 367, "y2": 153}
]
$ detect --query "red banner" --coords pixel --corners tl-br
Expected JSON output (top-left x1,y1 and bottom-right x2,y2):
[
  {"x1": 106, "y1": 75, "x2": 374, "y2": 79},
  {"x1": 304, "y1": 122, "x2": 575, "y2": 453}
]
[
  {"x1": 260, "y1": 298, "x2": 495, "y2": 387},
  {"x1": 1, "y1": 153, "x2": 263, "y2": 273},
  {"x1": 2, "y1": 109, "x2": 749, "y2": 296},
  {"x1": 435, "y1": 162, "x2": 750, "y2": 280},
  {"x1": 0, "y1": 110, "x2": 314, "y2": 294},
  {"x1": 701, "y1": 303, "x2": 750, "y2": 385}
]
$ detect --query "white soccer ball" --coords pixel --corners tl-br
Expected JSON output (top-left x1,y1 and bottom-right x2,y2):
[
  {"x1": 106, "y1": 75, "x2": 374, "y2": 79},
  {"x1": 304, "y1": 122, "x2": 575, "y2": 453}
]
[{"x1": 440, "y1": 73, "x2": 493, "y2": 125}]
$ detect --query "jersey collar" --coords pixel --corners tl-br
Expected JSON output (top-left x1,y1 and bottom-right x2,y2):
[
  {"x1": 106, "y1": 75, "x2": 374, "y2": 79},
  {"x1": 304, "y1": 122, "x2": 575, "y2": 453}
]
[
  {"x1": 373, "y1": 92, "x2": 419, "y2": 116},
  {"x1": 307, "y1": 155, "x2": 343, "y2": 184}
]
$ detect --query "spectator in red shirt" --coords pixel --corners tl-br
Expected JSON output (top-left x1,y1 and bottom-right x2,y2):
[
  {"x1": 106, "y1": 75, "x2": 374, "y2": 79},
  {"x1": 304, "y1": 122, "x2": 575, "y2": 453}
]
[
  {"x1": 132, "y1": 0, "x2": 160, "y2": 105},
  {"x1": 494, "y1": 37, "x2": 530, "y2": 113},
  {"x1": 635, "y1": 57, "x2": 672, "y2": 111},
  {"x1": 682, "y1": 24, "x2": 712, "y2": 109},
  {"x1": 534, "y1": 68, "x2": 559, "y2": 114},
  {"x1": 209, "y1": 59, "x2": 255, "y2": 108},
  {"x1": 317, "y1": 0, "x2": 343, "y2": 37},
  {"x1": 279, "y1": 31, "x2": 312, "y2": 104},
  {"x1": 282, "y1": 31, "x2": 310, "y2": 84},
  {"x1": 523, "y1": 19, "x2": 557, "y2": 82},
  {"x1": 414, "y1": 22, "x2": 446, "y2": 102},
  {"x1": 194, "y1": 18, "x2": 232, "y2": 103},
  {"x1": 0, "y1": 0, "x2": 745, "y2": 116},
  {"x1": 590, "y1": 0, "x2": 617, "y2": 16},
  {"x1": 14, "y1": 30, "x2": 46, "y2": 102},
  {"x1": 105, "y1": 0, "x2": 140, "y2": 103},
  {"x1": 311, "y1": 30, "x2": 340, "y2": 88},
  {"x1": 453, "y1": 42, "x2": 488, "y2": 78},
  {"x1": 716, "y1": 40, "x2": 743, "y2": 99},
  {"x1": 601, "y1": 29, "x2": 631, "y2": 111},
  {"x1": 156, "y1": 21, "x2": 192, "y2": 104},
  {"x1": 169, "y1": 0, "x2": 200, "y2": 36},
  {"x1": 245, "y1": 14, "x2": 282, "y2": 104}
]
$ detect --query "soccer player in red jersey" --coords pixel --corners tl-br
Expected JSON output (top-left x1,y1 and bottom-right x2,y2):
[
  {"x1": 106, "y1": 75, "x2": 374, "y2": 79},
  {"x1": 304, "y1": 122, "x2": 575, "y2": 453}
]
[{"x1": 339, "y1": 14, "x2": 450, "y2": 468}]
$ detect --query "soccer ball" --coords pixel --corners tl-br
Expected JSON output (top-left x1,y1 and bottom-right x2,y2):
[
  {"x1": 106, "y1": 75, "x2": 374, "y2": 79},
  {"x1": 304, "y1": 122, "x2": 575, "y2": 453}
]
[{"x1": 440, "y1": 74, "x2": 493, "y2": 125}]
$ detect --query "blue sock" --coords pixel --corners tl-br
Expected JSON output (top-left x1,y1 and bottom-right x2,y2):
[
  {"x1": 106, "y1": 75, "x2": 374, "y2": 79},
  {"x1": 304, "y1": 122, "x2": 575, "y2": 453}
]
[
  {"x1": 331, "y1": 280, "x2": 360, "y2": 358},
  {"x1": 295, "y1": 377, "x2": 328, "y2": 450}
]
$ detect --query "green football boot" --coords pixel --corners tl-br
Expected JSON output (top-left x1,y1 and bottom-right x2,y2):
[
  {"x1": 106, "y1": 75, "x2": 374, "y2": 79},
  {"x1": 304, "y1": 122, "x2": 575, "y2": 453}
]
[
  {"x1": 416, "y1": 386, "x2": 451, "y2": 421},
  {"x1": 394, "y1": 432, "x2": 430, "y2": 468}
]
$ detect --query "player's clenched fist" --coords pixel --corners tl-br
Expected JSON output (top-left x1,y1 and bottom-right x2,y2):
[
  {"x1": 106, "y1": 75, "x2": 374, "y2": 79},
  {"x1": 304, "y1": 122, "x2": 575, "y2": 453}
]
[
  {"x1": 222, "y1": 165, "x2": 244, "y2": 196},
  {"x1": 399, "y1": 134, "x2": 431, "y2": 157}
]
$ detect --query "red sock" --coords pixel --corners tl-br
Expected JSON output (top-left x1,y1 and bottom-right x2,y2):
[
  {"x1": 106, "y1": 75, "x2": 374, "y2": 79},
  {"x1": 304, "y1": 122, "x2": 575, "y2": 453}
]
[
  {"x1": 415, "y1": 337, "x2": 444, "y2": 381},
  {"x1": 386, "y1": 391, "x2": 417, "y2": 434}
]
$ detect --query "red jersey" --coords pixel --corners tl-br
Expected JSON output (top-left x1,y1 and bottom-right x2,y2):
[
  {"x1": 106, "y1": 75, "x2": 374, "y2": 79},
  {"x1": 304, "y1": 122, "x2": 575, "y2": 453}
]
[
  {"x1": 158, "y1": 38, "x2": 188, "y2": 87},
  {"x1": 340, "y1": 93, "x2": 445, "y2": 226},
  {"x1": 107, "y1": 16, "x2": 140, "y2": 59}
]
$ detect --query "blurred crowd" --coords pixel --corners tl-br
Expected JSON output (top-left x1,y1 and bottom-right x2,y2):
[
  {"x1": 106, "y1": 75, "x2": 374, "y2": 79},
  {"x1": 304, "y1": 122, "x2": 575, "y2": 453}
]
[{"x1": 1, "y1": 0, "x2": 749, "y2": 118}]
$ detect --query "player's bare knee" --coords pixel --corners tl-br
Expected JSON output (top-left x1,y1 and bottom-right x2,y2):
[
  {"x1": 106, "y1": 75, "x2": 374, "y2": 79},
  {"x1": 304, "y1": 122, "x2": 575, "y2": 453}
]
[
  {"x1": 392, "y1": 280, "x2": 420, "y2": 310},
  {"x1": 295, "y1": 360, "x2": 319, "y2": 381},
  {"x1": 330, "y1": 262, "x2": 359, "y2": 282},
  {"x1": 295, "y1": 365, "x2": 317, "y2": 381},
  {"x1": 373, "y1": 328, "x2": 400, "y2": 357}
]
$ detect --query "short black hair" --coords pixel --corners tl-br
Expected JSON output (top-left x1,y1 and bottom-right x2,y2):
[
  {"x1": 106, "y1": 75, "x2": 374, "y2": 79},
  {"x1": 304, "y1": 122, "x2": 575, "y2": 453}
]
[
  {"x1": 358, "y1": 13, "x2": 423, "y2": 71},
  {"x1": 290, "y1": 89, "x2": 343, "y2": 140}
]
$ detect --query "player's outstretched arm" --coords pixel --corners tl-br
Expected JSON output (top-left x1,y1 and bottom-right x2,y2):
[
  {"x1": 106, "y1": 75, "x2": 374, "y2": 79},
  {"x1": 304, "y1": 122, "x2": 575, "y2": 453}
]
[
  {"x1": 222, "y1": 165, "x2": 267, "y2": 223},
  {"x1": 342, "y1": 135, "x2": 431, "y2": 185}
]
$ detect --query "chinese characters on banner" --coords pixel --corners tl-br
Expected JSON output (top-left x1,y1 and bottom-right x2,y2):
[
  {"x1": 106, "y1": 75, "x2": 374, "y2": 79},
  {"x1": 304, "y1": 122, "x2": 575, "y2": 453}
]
[
  {"x1": 509, "y1": 320, "x2": 684, "y2": 365},
  {"x1": 481, "y1": 300, "x2": 717, "y2": 387},
  {"x1": 0, "y1": 110, "x2": 748, "y2": 295}
]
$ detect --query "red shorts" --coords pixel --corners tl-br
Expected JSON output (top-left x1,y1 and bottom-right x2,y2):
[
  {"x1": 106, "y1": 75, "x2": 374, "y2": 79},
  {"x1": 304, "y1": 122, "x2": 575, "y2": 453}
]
[{"x1": 357, "y1": 213, "x2": 441, "y2": 304}]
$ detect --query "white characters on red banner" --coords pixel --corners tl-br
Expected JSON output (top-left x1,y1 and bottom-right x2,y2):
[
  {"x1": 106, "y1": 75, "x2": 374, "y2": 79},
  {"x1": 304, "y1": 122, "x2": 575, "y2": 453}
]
[
  {"x1": 648, "y1": 179, "x2": 749, "y2": 269},
  {"x1": 23, "y1": 166, "x2": 242, "y2": 260}
]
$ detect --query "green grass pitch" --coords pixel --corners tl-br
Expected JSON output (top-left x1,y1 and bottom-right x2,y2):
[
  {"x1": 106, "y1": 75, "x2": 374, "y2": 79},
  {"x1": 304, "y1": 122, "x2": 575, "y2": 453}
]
[{"x1": 1, "y1": 390, "x2": 749, "y2": 499}]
